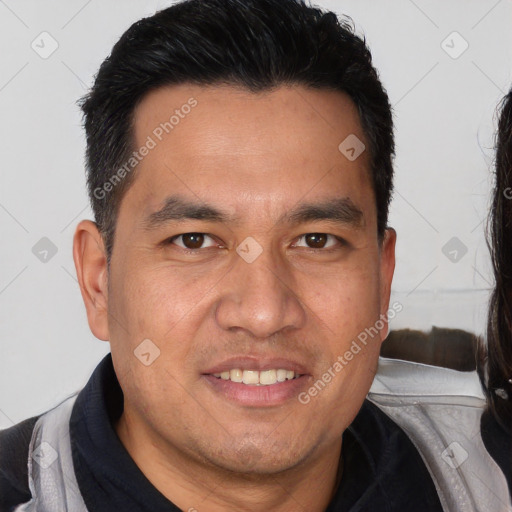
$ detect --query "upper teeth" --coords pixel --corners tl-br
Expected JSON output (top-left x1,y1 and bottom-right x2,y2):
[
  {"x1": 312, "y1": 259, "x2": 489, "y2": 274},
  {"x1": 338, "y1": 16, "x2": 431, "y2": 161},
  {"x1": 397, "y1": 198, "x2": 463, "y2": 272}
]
[{"x1": 212, "y1": 369, "x2": 299, "y2": 385}]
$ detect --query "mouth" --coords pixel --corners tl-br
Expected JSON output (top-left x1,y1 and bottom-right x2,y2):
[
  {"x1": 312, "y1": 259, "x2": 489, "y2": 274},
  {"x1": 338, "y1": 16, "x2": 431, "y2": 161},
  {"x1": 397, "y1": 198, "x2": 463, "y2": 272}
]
[{"x1": 201, "y1": 359, "x2": 311, "y2": 407}]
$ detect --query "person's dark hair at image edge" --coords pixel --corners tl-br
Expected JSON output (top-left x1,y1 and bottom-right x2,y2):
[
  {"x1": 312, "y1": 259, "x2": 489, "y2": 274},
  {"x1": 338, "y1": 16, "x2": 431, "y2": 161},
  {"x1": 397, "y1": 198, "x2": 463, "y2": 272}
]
[
  {"x1": 478, "y1": 88, "x2": 512, "y2": 430},
  {"x1": 78, "y1": 0, "x2": 395, "y2": 267}
]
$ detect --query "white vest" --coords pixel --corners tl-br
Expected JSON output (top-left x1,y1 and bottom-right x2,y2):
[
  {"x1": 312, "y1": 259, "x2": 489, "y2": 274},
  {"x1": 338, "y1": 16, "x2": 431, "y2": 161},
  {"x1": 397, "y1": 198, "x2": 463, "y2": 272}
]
[
  {"x1": 14, "y1": 394, "x2": 88, "y2": 512},
  {"x1": 368, "y1": 357, "x2": 512, "y2": 512},
  {"x1": 14, "y1": 357, "x2": 512, "y2": 512}
]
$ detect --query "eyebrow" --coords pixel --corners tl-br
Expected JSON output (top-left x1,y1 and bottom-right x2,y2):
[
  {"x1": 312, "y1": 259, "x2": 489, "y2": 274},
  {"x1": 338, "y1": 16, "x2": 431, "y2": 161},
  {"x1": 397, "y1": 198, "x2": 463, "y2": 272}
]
[{"x1": 141, "y1": 194, "x2": 364, "y2": 231}]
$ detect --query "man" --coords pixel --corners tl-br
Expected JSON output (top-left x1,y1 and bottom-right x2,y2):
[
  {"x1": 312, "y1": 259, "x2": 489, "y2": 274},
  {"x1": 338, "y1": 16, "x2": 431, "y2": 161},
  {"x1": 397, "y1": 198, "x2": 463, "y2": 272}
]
[{"x1": 0, "y1": 1, "x2": 509, "y2": 511}]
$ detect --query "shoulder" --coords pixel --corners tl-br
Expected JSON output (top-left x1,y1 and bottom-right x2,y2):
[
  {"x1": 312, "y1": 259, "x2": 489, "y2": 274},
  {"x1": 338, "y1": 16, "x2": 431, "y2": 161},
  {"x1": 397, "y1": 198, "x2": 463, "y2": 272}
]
[
  {"x1": 0, "y1": 415, "x2": 40, "y2": 511},
  {"x1": 368, "y1": 357, "x2": 511, "y2": 509}
]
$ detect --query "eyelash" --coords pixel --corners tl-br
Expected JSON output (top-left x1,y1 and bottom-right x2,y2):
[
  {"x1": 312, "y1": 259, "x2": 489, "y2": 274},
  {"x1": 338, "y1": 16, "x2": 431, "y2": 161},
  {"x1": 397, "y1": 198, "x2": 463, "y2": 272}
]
[{"x1": 165, "y1": 233, "x2": 347, "y2": 254}]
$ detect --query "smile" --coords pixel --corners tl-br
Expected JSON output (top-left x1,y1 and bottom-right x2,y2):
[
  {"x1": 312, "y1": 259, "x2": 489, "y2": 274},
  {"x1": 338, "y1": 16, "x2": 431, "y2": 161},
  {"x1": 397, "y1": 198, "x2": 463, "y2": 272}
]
[{"x1": 210, "y1": 369, "x2": 302, "y2": 385}]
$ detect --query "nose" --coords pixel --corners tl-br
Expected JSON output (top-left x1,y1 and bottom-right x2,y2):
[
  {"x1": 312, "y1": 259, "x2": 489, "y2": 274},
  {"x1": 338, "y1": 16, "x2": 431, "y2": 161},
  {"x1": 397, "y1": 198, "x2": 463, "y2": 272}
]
[{"x1": 214, "y1": 244, "x2": 307, "y2": 339}]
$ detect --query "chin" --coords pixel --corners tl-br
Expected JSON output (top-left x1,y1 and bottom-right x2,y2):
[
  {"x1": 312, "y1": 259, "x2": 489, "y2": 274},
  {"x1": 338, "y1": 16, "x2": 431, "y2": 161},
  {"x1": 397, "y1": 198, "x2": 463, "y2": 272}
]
[{"x1": 202, "y1": 439, "x2": 308, "y2": 476}]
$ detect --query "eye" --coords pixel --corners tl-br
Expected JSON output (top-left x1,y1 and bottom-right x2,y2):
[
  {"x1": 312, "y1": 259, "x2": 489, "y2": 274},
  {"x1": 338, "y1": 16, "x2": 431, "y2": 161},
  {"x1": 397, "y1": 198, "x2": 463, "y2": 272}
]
[
  {"x1": 165, "y1": 232, "x2": 345, "y2": 253},
  {"x1": 293, "y1": 233, "x2": 344, "y2": 250},
  {"x1": 167, "y1": 233, "x2": 217, "y2": 251}
]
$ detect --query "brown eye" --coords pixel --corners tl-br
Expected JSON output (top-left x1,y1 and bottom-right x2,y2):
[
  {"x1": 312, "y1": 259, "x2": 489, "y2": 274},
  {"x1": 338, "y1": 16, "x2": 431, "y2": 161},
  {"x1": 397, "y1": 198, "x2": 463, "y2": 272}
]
[
  {"x1": 181, "y1": 233, "x2": 204, "y2": 249},
  {"x1": 169, "y1": 233, "x2": 216, "y2": 250},
  {"x1": 305, "y1": 233, "x2": 328, "y2": 248},
  {"x1": 294, "y1": 233, "x2": 343, "y2": 250}
]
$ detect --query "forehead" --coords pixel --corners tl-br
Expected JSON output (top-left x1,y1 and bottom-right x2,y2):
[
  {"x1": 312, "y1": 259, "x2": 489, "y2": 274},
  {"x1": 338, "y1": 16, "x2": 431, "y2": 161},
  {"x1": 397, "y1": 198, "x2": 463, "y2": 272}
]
[
  {"x1": 132, "y1": 83, "x2": 366, "y2": 154},
  {"x1": 123, "y1": 83, "x2": 373, "y2": 224}
]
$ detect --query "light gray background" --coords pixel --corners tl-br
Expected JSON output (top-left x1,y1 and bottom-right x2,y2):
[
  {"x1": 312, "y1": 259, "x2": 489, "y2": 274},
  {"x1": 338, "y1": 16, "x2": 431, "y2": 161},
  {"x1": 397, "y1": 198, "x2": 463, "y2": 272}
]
[{"x1": 1, "y1": 0, "x2": 511, "y2": 428}]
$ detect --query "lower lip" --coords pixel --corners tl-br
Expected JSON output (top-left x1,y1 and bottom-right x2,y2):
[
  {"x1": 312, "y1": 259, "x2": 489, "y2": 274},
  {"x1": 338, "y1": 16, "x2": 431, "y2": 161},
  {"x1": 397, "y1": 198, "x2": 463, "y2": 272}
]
[{"x1": 202, "y1": 374, "x2": 310, "y2": 407}]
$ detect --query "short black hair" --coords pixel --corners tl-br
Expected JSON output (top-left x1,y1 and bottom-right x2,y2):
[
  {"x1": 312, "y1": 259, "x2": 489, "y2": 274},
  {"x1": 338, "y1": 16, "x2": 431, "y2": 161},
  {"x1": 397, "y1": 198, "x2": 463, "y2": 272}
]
[{"x1": 79, "y1": 0, "x2": 394, "y2": 265}]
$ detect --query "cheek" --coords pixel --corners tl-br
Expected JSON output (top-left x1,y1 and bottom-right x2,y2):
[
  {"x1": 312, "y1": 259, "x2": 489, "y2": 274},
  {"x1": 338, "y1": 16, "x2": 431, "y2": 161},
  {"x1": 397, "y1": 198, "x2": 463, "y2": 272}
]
[
  {"x1": 303, "y1": 261, "x2": 381, "y2": 334},
  {"x1": 111, "y1": 263, "x2": 209, "y2": 333},
  {"x1": 299, "y1": 263, "x2": 382, "y2": 404},
  {"x1": 113, "y1": 353, "x2": 192, "y2": 431},
  {"x1": 108, "y1": 263, "x2": 220, "y2": 381}
]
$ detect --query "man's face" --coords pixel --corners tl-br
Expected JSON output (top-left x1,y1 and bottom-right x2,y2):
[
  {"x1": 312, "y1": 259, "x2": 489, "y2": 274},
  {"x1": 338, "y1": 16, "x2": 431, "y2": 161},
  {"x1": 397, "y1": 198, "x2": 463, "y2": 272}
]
[{"x1": 83, "y1": 84, "x2": 395, "y2": 474}]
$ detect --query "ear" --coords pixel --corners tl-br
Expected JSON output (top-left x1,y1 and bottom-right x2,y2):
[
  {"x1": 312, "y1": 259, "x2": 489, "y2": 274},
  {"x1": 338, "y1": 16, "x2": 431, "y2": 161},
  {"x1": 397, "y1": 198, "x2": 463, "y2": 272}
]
[
  {"x1": 378, "y1": 227, "x2": 396, "y2": 342},
  {"x1": 73, "y1": 220, "x2": 110, "y2": 341}
]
